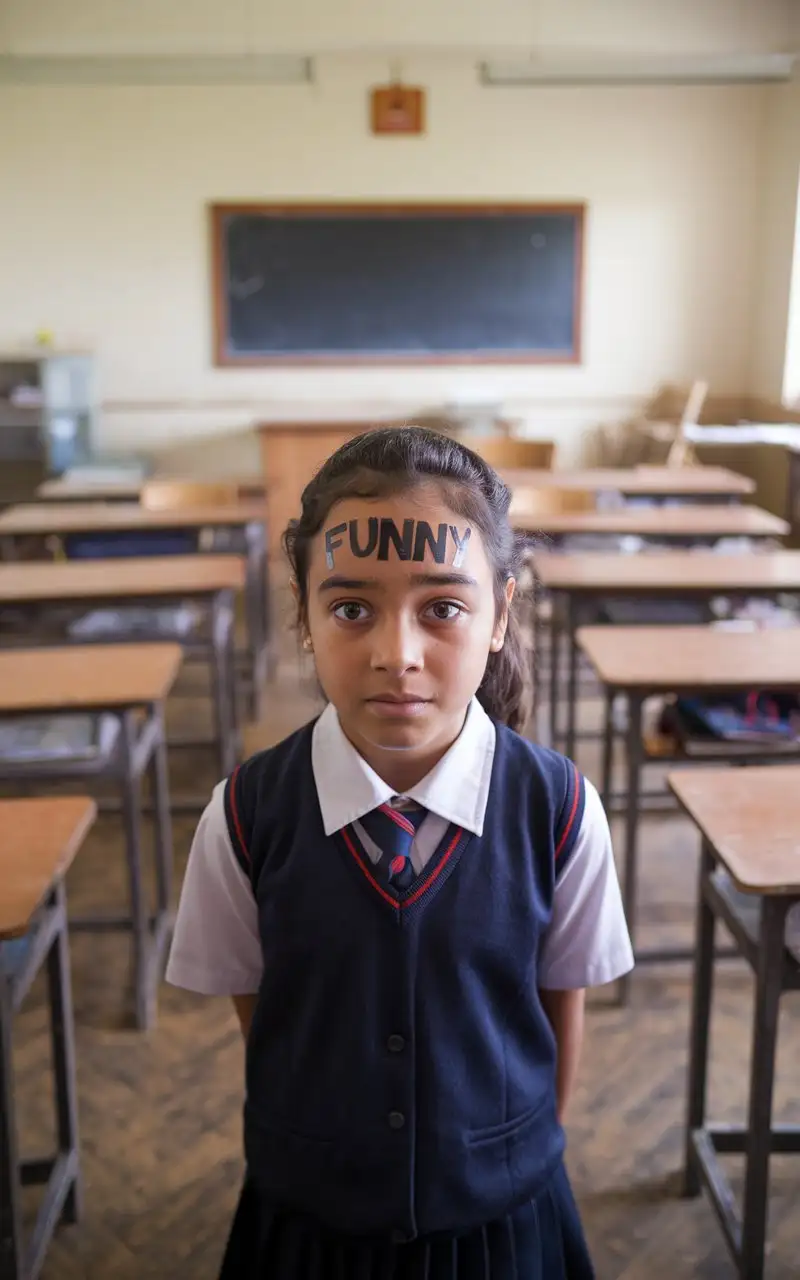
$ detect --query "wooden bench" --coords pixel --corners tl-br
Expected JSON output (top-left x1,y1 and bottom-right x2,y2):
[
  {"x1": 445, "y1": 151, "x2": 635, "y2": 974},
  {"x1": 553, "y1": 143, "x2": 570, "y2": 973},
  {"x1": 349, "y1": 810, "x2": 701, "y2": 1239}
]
[
  {"x1": 669, "y1": 766, "x2": 800, "y2": 1280},
  {"x1": 0, "y1": 644, "x2": 182, "y2": 1030},
  {"x1": 0, "y1": 796, "x2": 96, "y2": 1279},
  {"x1": 512, "y1": 502, "x2": 787, "y2": 543},
  {"x1": 36, "y1": 475, "x2": 266, "y2": 503},
  {"x1": 576, "y1": 625, "x2": 800, "y2": 1004},
  {"x1": 503, "y1": 464, "x2": 755, "y2": 502}
]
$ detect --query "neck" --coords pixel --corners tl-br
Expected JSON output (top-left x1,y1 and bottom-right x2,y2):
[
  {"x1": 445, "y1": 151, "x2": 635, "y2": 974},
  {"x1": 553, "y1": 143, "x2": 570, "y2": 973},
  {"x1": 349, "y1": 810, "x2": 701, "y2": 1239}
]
[{"x1": 341, "y1": 711, "x2": 468, "y2": 795}]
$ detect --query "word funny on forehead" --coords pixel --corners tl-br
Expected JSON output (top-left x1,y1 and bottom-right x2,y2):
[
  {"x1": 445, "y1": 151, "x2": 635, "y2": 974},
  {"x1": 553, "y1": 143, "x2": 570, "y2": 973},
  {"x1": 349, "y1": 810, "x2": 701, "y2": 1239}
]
[{"x1": 323, "y1": 518, "x2": 472, "y2": 571}]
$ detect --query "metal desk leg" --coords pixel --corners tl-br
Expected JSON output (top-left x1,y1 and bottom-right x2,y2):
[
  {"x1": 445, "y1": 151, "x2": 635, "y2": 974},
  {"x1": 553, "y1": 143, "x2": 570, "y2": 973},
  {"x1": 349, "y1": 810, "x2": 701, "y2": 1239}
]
[
  {"x1": 683, "y1": 838, "x2": 717, "y2": 1197},
  {"x1": 740, "y1": 896, "x2": 789, "y2": 1280},
  {"x1": 211, "y1": 591, "x2": 238, "y2": 777},
  {"x1": 149, "y1": 703, "x2": 174, "y2": 924},
  {"x1": 119, "y1": 710, "x2": 150, "y2": 1032},
  {"x1": 256, "y1": 527, "x2": 274, "y2": 681},
  {"x1": 600, "y1": 686, "x2": 615, "y2": 813},
  {"x1": 618, "y1": 693, "x2": 644, "y2": 1006},
  {"x1": 531, "y1": 568, "x2": 541, "y2": 724},
  {"x1": 46, "y1": 883, "x2": 82, "y2": 1228},
  {"x1": 0, "y1": 970, "x2": 23, "y2": 1280},
  {"x1": 549, "y1": 603, "x2": 561, "y2": 750},
  {"x1": 243, "y1": 526, "x2": 269, "y2": 718},
  {"x1": 565, "y1": 596, "x2": 578, "y2": 761}
]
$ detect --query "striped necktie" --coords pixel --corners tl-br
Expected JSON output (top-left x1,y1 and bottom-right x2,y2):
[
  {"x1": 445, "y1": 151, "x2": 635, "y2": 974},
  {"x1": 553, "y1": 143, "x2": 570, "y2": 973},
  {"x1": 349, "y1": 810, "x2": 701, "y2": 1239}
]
[{"x1": 358, "y1": 803, "x2": 427, "y2": 890}]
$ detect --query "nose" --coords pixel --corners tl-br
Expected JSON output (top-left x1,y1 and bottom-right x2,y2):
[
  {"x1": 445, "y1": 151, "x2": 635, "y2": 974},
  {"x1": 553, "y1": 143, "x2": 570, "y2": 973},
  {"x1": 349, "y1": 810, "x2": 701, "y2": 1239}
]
[{"x1": 369, "y1": 611, "x2": 424, "y2": 674}]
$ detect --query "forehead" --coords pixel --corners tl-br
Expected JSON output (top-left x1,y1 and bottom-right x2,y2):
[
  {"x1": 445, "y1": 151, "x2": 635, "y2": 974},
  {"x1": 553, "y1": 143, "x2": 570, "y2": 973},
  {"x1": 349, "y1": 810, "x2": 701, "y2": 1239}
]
[{"x1": 308, "y1": 485, "x2": 491, "y2": 581}]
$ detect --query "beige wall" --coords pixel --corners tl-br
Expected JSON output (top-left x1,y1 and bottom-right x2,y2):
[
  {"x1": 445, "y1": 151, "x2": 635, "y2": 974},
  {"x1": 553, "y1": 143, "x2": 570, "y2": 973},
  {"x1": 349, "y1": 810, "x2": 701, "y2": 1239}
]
[
  {"x1": 5, "y1": 0, "x2": 793, "y2": 58},
  {"x1": 752, "y1": 77, "x2": 800, "y2": 402},
  {"x1": 0, "y1": 0, "x2": 795, "y2": 464}
]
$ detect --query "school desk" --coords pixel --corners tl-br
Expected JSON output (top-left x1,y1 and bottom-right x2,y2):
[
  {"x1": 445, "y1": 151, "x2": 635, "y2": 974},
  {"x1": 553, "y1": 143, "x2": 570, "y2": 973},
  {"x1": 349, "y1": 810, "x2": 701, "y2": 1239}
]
[
  {"x1": 512, "y1": 502, "x2": 787, "y2": 544},
  {"x1": 669, "y1": 766, "x2": 800, "y2": 1280},
  {"x1": 503, "y1": 465, "x2": 755, "y2": 502},
  {"x1": 0, "y1": 500, "x2": 270, "y2": 715},
  {"x1": 0, "y1": 644, "x2": 181, "y2": 1031},
  {"x1": 0, "y1": 555, "x2": 243, "y2": 781},
  {"x1": 0, "y1": 795, "x2": 96, "y2": 1279},
  {"x1": 539, "y1": 550, "x2": 800, "y2": 759},
  {"x1": 36, "y1": 474, "x2": 267, "y2": 504},
  {"x1": 575, "y1": 625, "x2": 800, "y2": 1004}
]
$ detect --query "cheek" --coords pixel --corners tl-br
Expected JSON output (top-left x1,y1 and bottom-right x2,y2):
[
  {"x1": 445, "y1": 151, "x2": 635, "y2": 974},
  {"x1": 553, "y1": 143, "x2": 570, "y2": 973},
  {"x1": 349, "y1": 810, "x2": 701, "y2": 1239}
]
[{"x1": 431, "y1": 612, "x2": 497, "y2": 665}]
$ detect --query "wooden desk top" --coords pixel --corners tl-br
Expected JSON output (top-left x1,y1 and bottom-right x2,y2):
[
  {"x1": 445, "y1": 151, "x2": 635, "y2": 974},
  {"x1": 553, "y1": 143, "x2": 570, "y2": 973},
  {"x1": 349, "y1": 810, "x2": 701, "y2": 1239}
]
[
  {"x1": 537, "y1": 550, "x2": 800, "y2": 593},
  {"x1": 511, "y1": 503, "x2": 785, "y2": 537},
  {"x1": 577, "y1": 625, "x2": 800, "y2": 691},
  {"x1": 668, "y1": 767, "x2": 800, "y2": 895},
  {"x1": 0, "y1": 500, "x2": 266, "y2": 534},
  {"x1": 0, "y1": 644, "x2": 183, "y2": 713},
  {"x1": 37, "y1": 478, "x2": 143, "y2": 501},
  {"x1": 0, "y1": 555, "x2": 245, "y2": 602},
  {"x1": 504, "y1": 466, "x2": 754, "y2": 497},
  {"x1": 0, "y1": 796, "x2": 97, "y2": 939},
  {"x1": 36, "y1": 475, "x2": 267, "y2": 503}
]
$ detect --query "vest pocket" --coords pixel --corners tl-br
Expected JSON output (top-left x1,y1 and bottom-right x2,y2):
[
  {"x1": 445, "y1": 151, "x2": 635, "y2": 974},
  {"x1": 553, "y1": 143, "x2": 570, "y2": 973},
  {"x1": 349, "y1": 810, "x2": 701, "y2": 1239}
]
[
  {"x1": 463, "y1": 1094, "x2": 562, "y2": 1206},
  {"x1": 465, "y1": 1095, "x2": 548, "y2": 1148}
]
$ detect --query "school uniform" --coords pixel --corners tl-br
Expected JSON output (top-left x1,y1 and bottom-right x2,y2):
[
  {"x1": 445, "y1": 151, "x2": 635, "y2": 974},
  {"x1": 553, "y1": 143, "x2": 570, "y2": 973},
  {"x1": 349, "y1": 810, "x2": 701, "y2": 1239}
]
[{"x1": 167, "y1": 699, "x2": 633, "y2": 1279}]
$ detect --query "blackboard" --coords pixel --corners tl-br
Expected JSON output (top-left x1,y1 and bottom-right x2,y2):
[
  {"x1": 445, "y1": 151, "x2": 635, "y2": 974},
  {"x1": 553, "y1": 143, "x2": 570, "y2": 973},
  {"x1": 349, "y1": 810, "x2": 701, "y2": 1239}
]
[{"x1": 210, "y1": 203, "x2": 584, "y2": 365}]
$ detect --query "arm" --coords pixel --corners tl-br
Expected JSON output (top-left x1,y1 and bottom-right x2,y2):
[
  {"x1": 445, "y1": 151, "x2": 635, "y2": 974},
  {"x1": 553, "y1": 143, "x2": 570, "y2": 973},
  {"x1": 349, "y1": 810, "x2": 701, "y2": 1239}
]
[
  {"x1": 537, "y1": 779, "x2": 633, "y2": 1122},
  {"x1": 165, "y1": 782, "x2": 263, "y2": 1000},
  {"x1": 539, "y1": 986, "x2": 585, "y2": 1123},
  {"x1": 232, "y1": 994, "x2": 258, "y2": 1040}
]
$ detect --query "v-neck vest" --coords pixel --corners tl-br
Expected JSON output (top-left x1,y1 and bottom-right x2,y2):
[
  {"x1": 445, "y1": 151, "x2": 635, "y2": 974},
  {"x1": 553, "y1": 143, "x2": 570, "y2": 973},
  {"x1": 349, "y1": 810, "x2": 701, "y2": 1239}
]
[{"x1": 223, "y1": 719, "x2": 585, "y2": 1242}]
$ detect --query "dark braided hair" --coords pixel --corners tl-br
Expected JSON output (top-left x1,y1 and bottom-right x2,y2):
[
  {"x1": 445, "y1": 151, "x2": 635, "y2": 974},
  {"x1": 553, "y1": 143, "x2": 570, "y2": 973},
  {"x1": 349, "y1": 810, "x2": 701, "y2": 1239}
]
[{"x1": 283, "y1": 426, "x2": 532, "y2": 733}]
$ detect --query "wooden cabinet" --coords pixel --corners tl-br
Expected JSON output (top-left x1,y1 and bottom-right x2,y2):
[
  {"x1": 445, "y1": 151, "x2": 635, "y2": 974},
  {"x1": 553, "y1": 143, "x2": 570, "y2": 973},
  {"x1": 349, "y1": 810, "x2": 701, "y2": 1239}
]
[{"x1": 257, "y1": 422, "x2": 372, "y2": 564}]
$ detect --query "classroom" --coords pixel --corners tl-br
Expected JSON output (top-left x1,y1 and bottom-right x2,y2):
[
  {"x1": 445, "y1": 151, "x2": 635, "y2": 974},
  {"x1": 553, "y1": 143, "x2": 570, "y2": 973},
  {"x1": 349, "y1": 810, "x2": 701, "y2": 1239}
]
[{"x1": 2, "y1": 1, "x2": 800, "y2": 1277}]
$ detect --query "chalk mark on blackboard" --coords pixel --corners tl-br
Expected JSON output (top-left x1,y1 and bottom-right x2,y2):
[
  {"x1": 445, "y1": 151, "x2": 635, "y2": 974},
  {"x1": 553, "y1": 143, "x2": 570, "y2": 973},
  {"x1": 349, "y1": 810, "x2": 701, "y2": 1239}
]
[{"x1": 230, "y1": 275, "x2": 265, "y2": 299}]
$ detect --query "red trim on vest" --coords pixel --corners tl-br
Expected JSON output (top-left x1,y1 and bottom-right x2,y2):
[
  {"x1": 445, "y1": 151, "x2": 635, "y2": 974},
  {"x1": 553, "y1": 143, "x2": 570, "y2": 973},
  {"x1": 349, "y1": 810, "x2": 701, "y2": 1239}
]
[
  {"x1": 554, "y1": 764, "x2": 581, "y2": 862},
  {"x1": 227, "y1": 766, "x2": 250, "y2": 865},
  {"x1": 341, "y1": 824, "x2": 464, "y2": 909}
]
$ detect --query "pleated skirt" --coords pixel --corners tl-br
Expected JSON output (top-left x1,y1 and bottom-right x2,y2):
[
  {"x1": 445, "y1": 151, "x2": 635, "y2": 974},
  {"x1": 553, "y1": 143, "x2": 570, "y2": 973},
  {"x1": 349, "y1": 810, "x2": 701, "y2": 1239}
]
[{"x1": 218, "y1": 1162, "x2": 595, "y2": 1280}]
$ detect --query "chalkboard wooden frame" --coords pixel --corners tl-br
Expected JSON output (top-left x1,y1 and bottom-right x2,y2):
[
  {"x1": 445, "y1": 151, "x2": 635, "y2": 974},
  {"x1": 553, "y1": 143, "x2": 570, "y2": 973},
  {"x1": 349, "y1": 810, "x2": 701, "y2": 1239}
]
[{"x1": 210, "y1": 202, "x2": 585, "y2": 367}]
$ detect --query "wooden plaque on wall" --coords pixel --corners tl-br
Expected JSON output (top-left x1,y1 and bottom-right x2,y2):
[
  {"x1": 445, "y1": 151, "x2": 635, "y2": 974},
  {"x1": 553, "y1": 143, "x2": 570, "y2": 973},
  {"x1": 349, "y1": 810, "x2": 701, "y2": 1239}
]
[{"x1": 370, "y1": 86, "x2": 425, "y2": 135}]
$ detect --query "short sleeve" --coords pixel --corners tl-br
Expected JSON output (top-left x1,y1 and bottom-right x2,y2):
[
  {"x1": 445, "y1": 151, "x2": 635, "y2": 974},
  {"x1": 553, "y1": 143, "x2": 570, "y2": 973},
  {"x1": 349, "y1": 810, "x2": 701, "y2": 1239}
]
[
  {"x1": 538, "y1": 778, "x2": 634, "y2": 990},
  {"x1": 165, "y1": 781, "x2": 263, "y2": 996}
]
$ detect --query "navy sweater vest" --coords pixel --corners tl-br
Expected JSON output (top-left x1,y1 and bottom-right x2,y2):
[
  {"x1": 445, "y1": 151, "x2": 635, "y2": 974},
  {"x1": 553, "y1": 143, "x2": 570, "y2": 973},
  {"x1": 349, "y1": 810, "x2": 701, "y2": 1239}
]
[{"x1": 223, "y1": 719, "x2": 585, "y2": 1241}]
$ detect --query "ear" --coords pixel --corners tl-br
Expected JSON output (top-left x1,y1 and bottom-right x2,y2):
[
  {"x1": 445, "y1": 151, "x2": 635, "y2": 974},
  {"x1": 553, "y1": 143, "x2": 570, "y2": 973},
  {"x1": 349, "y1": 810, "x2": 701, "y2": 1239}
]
[{"x1": 490, "y1": 577, "x2": 516, "y2": 652}]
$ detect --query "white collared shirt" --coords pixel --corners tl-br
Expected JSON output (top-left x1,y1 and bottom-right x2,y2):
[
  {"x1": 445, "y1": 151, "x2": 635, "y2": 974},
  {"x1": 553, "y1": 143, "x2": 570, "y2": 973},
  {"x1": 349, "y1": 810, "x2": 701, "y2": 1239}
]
[{"x1": 166, "y1": 699, "x2": 633, "y2": 996}]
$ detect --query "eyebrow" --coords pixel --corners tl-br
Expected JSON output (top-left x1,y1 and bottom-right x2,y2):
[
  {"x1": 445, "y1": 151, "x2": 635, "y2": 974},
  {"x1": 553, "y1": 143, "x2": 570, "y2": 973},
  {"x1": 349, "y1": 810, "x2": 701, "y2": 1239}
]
[{"x1": 317, "y1": 571, "x2": 479, "y2": 592}]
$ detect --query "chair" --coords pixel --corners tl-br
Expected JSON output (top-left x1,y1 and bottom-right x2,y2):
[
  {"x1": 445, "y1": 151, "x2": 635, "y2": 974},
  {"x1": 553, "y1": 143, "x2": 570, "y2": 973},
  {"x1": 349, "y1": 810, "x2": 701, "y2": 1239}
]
[
  {"x1": 666, "y1": 379, "x2": 708, "y2": 467},
  {"x1": 466, "y1": 437, "x2": 556, "y2": 471},
  {"x1": 141, "y1": 479, "x2": 246, "y2": 510},
  {"x1": 510, "y1": 487, "x2": 596, "y2": 518}
]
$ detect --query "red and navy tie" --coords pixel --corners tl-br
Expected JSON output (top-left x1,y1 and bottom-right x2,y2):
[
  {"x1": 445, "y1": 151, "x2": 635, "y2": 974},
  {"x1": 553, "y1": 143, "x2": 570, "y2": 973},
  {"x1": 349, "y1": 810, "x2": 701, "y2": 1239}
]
[{"x1": 359, "y1": 803, "x2": 427, "y2": 890}]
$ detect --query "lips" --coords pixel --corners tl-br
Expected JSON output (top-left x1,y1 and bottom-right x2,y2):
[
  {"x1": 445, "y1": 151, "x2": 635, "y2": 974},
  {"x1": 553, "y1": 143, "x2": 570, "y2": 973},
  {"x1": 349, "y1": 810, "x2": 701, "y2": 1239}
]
[
  {"x1": 365, "y1": 694, "x2": 432, "y2": 718},
  {"x1": 368, "y1": 695, "x2": 430, "y2": 704}
]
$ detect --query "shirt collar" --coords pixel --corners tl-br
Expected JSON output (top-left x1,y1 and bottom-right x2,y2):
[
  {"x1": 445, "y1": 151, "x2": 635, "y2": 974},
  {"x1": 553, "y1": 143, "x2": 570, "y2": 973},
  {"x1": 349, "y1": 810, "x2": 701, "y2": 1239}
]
[{"x1": 311, "y1": 698, "x2": 496, "y2": 838}]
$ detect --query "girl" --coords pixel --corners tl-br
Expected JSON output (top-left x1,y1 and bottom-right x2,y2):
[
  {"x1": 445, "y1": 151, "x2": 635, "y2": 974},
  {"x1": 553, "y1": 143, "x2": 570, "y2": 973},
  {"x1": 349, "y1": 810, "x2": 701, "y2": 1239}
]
[{"x1": 167, "y1": 426, "x2": 633, "y2": 1279}]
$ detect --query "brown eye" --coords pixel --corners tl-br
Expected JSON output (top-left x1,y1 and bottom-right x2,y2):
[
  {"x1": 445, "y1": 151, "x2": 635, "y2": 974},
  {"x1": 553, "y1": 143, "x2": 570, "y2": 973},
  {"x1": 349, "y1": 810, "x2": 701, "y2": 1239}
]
[
  {"x1": 333, "y1": 601, "x2": 371, "y2": 622},
  {"x1": 424, "y1": 601, "x2": 464, "y2": 622}
]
